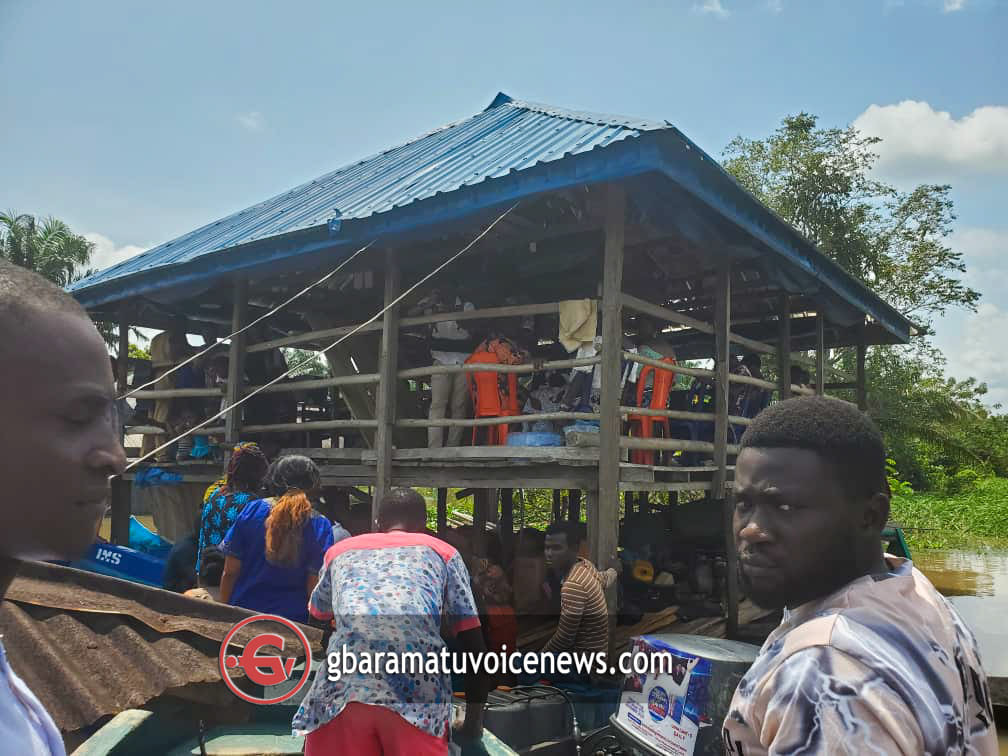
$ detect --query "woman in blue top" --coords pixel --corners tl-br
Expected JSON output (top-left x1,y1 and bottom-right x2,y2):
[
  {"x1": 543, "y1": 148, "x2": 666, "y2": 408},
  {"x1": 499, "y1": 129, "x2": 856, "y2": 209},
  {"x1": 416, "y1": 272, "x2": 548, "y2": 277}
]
[
  {"x1": 196, "y1": 442, "x2": 269, "y2": 571},
  {"x1": 219, "y1": 455, "x2": 334, "y2": 623}
]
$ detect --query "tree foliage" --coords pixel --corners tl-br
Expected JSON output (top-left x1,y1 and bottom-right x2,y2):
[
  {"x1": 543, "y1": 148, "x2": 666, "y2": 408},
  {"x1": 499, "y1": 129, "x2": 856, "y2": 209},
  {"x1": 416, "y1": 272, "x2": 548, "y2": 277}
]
[
  {"x1": 722, "y1": 114, "x2": 1001, "y2": 493},
  {"x1": 1, "y1": 211, "x2": 94, "y2": 288},
  {"x1": 723, "y1": 114, "x2": 979, "y2": 325}
]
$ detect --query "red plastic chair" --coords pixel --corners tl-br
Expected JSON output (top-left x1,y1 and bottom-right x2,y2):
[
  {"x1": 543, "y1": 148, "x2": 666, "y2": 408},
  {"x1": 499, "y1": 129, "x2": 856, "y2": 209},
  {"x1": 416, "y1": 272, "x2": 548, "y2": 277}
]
[
  {"x1": 627, "y1": 357, "x2": 678, "y2": 465},
  {"x1": 465, "y1": 351, "x2": 507, "y2": 445}
]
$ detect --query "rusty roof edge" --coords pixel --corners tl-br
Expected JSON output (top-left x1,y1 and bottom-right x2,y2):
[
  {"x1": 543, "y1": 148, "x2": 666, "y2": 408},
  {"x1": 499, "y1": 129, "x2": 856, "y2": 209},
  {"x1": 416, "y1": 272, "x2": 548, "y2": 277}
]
[{"x1": 6, "y1": 560, "x2": 322, "y2": 647}]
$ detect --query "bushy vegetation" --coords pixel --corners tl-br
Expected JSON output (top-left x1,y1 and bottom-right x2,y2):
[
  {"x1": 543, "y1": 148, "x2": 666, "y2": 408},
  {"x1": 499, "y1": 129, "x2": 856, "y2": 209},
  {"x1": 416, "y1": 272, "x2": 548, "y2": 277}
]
[{"x1": 890, "y1": 477, "x2": 1008, "y2": 551}]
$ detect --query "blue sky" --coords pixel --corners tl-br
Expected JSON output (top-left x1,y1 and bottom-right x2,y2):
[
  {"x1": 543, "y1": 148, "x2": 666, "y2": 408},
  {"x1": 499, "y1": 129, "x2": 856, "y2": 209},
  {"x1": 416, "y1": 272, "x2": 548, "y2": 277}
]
[{"x1": 2, "y1": 0, "x2": 1005, "y2": 403}]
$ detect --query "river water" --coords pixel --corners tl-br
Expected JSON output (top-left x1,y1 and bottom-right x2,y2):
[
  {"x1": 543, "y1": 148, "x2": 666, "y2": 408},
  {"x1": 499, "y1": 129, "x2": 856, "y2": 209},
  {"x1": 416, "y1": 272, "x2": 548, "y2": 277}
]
[{"x1": 915, "y1": 548, "x2": 1008, "y2": 752}]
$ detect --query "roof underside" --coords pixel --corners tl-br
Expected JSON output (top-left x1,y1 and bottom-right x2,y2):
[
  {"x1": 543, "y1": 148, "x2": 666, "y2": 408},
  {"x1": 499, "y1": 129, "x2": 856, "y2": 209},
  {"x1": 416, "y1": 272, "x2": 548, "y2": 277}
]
[{"x1": 70, "y1": 92, "x2": 913, "y2": 343}]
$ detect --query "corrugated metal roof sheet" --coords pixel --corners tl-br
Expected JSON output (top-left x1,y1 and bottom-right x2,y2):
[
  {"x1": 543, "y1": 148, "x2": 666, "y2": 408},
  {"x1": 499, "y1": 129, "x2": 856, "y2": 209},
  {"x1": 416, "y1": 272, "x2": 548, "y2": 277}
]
[
  {"x1": 0, "y1": 561, "x2": 321, "y2": 733},
  {"x1": 70, "y1": 93, "x2": 666, "y2": 294}
]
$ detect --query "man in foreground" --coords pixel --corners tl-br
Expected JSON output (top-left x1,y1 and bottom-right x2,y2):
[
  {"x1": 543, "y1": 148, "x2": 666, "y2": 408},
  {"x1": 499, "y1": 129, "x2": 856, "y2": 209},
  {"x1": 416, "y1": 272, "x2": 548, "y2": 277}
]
[
  {"x1": 724, "y1": 395, "x2": 996, "y2": 755},
  {"x1": 0, "y1": 261, "x2": 127, "y2": 754},
  {"x1": 294, "y1": 487, "x2": 489, "y2": 755}
]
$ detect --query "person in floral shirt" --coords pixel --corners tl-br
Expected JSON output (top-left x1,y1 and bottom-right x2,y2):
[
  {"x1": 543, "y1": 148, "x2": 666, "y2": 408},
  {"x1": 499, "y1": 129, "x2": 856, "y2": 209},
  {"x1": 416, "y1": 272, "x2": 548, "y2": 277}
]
[{"x1": 294, "y1": 488, "x2": 489, "y2": 755}]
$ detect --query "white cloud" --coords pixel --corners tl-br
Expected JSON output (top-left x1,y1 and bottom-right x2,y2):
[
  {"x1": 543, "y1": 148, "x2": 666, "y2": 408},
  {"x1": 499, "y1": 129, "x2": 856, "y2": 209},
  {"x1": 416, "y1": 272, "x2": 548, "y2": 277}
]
[
  {"x1": 83, "y1": 232, "x2": 145, "y2": 271},
  {"x1": 932, "y1": 227, "x2": 1008, "y2": 408},
  {"x1": 236, "y1": 111, "x2": 265, "y2": 132},
  {"x1": 853, "y1": 101, "x2": 1008, "y2": 180},
  {"x1": 943, "y1": 0, "x2": 966, "y2": 11},
  {"x1": 766, "y1": 0, "x2": 783, "y2": 12},
  {"x1": 694, "y1": 0, "x2": 729, "y2": 17}
]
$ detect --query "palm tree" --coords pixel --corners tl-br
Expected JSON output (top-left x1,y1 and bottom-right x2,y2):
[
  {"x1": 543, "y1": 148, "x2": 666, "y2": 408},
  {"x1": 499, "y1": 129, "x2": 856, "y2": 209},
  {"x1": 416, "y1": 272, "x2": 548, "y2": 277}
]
[{"x1": 1, "y1": 210, "x2": 95, "y2": 287}]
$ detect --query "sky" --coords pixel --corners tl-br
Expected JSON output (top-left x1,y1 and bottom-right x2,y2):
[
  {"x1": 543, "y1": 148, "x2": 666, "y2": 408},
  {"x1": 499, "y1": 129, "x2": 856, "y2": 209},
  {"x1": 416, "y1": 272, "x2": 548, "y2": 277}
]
[{"x1": 2, "y1": 0, "x2": 1005, "y2": 404}]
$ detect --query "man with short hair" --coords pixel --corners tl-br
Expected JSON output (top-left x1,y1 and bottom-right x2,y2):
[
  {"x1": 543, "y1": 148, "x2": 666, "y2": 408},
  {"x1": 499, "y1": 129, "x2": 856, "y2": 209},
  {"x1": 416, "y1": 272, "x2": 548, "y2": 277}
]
[
  {"x1": 294, "y1": 488, "x2": 489, "y2": 755},
  {"x1": 0, "y1": 260, "x2": 127, "y2": 754},
  {"x1": 541, "y1": 522, "x2": 615, "y2": 658},
  {"x1": 724, "y1": 396, "x2": 997, "y2": 755}
]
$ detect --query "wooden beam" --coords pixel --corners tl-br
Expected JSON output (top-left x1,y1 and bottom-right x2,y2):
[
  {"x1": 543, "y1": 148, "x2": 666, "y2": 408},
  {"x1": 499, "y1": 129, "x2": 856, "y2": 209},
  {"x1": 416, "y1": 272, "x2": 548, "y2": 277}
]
[
  {"x1": 569, "y1": 490, "x2": 582, "y2": 523},
  {"x1": 856, "y1": 334, "x2": 868, "y2": 411},
  {"x1": 500, "y1": 488, "x2": 514, "y2": 560},
  {"x1": 713, "y1": 266, "x2": 738, "y2": 640},
  {"x1": 373, "y1": 249, "x2": 400, "y2": 526},
  {"x1": 596, "y1": 184, "x2": 625, "y2": 574},
  {"x1": 619, "y1": 436, "x2": 740, "y2": 455},
  {"x1": 815, "y1": 313, "x2": 826, "y2": 395},
  {"x1": 473, "y1": 490, "x2": 488, "y2": 557},
  {"x1": 552, "y1": 489, "x2": 563, "y2": 522},
  {"x1": 225, "y1": 276, "x2": 248, "y2": 444},
  {"x1": 776, "y1": 294, "x2": 791, "y2": 401},
  {"x1": 109, "y1": 477, "x2": 130, "y2": 546},
  {"x1": 116, "y1": 309, "x2": 130, "y2": 396},
  {"x1": 436, "y1": 488, "x2": 448, "y2": 534},
  {"x1": 397, "y1": 356, "x2": 598, "y2": 380}
]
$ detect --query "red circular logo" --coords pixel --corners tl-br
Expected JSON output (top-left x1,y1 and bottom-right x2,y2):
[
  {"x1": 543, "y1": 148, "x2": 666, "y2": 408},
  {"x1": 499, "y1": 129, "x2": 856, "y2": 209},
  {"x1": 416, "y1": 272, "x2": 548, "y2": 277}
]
[{"x1": 218, "y1": 614, "x2": 313, "y2": 704}]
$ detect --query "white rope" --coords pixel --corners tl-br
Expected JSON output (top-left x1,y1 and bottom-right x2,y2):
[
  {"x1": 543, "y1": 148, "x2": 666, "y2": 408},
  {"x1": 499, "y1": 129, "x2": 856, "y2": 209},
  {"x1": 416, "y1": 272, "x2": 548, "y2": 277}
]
[
  {"x1": 119, "y1": 240, "x2": 376, "y2": 399},
  {"x1": 124, "y1": 202, "x2": 519, "y2": 471}
]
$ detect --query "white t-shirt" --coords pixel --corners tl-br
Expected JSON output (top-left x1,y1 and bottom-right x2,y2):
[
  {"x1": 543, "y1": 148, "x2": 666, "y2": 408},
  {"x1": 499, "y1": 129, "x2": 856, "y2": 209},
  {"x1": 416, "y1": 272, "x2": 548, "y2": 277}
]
[{"x1": 0, "y1": 639, "x2": 64, "y2": 755}]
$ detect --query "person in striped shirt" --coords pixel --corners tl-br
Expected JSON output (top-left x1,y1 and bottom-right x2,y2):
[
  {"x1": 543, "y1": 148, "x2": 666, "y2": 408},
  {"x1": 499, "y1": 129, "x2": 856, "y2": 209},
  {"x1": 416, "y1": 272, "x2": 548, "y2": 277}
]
[{"x1": 541, "y1": 522, "x2": 616, "y2": 662}]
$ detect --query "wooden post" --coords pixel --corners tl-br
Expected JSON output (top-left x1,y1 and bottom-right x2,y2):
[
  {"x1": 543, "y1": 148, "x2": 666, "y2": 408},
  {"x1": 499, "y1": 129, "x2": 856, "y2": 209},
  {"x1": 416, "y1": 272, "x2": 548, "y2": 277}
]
[
  {"x1": 856, "y1": 333, "x2": 868, "y2": 411},
  {"x1": 500, "y1": 488, "x2": 514, "y2": 562},
  {"x1": 437, "y1": 488, "x2": 448, "y2": 535},
  {"x1": 224, "y1": 276, "x2": 248, "y2": 444},
  {"x1": 815, "y1": 313, "x2": 826, "y2": 396},
  {"x1": 473, "y1": 490, "x2": 487, "y2": 557},
  {"x1": 595, "y1": 184, "x2": 625, "y2": 576},
  {"x1": 551, "y1": 489, "x2": 563, "y2": 522},
  {"x1": 624, "y1": 491, "x2": 635, "y2": 518},
  {"x1": 776, "y1": 294, "x2": 791, "y2": 401},
  {"x1": 373, "y1": 249, "x2": 401, "y2": 528},
  {"x1": 109, "y1": 477, "x2": 130, "y2": 546},
  {"x1": 568, "y1": 490, "x2": 582, "y2": 523},
  {"x1": 116, "y1": 309, "x2": 130, "y2": 396},
  {"x1": 713, "y1": 266, "x2": 738, "y2": 639},
  {"x1": 638, "y1": 490, "x2": 649, "y2": 514}
]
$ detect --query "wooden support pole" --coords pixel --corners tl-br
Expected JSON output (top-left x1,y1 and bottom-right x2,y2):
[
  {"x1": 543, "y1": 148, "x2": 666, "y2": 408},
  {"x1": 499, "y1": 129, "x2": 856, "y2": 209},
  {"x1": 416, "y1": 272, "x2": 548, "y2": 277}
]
[
  {"x1": 109, "y1": 477, "x2": 131, "y2": 546},
  {"x1": 624, "y1": 491, "x2": 635, "y2": 518},
  {"x1": 714, "y1": 266, "x2": 739, "y2": 640},
  {"x1": 815, "y1": 313, "x2": 826, "y2": 396},
  {"x1": 568, "y1": 490, "x2": 582, "y2": 523},
  {"x1": 856, "y1": 334, "x2": 868, "y2": 412},
  {"x1": 552, "y1": 489, "x2": 563, "y2": 522},
  {"x1": 437, "y1": 488, "x2": 448, "y2": 535},
  {"x1": 473, "y1": 490, "x2": 488, "y2": 557},
  {"x1": 116, "y1": 309, "x2": 130, "y2": 396},
  {"x1": 500, "y1": 488, "x2": 514, "y2": 562},
  {"x1": 776, "y1": 294, "x2": 791, "y2": 401},
  {"x1": 224, "y1": 276, "x2": 248, "y2": 445},
  {"x1": 595, "y1": 184, "x2": 624, "y2": 577},
  {"x1": 373, "y1": 249, "x2": 401, "y2": 527}
]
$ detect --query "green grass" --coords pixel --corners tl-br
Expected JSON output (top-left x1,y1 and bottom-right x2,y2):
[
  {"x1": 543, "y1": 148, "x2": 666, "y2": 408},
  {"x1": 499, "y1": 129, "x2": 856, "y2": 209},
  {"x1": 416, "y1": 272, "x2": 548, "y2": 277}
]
[{"x1": 890, "y1": 476, "x2": 1008, "y2": 551}]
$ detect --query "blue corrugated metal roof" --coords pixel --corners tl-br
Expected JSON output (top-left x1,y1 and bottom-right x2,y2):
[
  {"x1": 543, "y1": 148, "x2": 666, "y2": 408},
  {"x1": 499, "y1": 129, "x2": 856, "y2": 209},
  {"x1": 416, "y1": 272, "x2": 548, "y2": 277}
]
[
  {"x1": 71, "y1": 93, "x2": 667, "y2": 294},
  {"x1": 69, "y1": 92, "x2": 914, "y2": 342}
]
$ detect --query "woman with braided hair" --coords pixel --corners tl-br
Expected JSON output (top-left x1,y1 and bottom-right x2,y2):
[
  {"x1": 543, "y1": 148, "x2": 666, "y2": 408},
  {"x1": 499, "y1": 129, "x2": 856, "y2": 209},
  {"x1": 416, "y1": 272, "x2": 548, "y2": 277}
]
[
  {"x1": 219, "y1": 455, "x2": 334, "y2": 622},
  {"x1": 196, "y1": 442, "x2": 269, "y2": 571}
]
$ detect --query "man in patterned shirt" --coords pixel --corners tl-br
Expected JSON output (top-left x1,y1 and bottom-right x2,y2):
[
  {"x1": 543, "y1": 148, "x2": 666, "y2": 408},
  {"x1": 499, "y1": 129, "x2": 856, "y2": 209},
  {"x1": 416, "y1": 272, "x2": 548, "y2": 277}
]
[
  {"x1": 294, "y1": 488, "x2": 489, "y2": 755},
  {"x1": 724, "y1": 396, "x2": 997, "y2": 755}
]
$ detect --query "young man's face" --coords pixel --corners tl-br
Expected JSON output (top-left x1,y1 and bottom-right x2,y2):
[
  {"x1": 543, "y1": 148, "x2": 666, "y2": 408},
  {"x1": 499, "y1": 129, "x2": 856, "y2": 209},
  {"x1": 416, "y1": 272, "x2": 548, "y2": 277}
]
[
  {"x1": 733, "y1": 446, "x2": 874, "y2": 610},
  {"x1": 544, "y1": 533, "x2": 577, "y2": 574},
  {"x1": 0, "y1": 309, "x2": 127, "y2": 560}
]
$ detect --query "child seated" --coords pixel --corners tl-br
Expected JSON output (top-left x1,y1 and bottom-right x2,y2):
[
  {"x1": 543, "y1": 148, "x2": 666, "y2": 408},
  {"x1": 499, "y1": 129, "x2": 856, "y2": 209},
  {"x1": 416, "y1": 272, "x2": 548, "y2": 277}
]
[{"x1": 185, "y1": 546, "x2": 225, "y2": 602}]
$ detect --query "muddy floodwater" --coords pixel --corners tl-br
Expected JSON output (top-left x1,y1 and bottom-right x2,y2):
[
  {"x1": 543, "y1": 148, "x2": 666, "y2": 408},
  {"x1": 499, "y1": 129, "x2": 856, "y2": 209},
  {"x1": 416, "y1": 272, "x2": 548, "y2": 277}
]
[{"x1": 915, "y1": 549, "x2": 1008, "y2": 753}]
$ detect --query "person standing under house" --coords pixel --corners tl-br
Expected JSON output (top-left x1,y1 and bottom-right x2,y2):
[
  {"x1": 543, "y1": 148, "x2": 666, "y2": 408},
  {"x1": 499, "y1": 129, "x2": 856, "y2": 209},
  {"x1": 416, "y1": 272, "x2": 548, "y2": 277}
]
[
  {"x1": 410, "y1": 288, "x2": 477, "y2": 448},
  {"x1": 724, "y1": 396, "x2": 997, "y2": 755},
  {"x1": 294, "y1": 488, "x2": 490, "y2": 756},
  {"x1": 196, "y1": 442, "x2": 269, "y2": 571},
  {"x1": 539, "y1": 522, "x2": 617, "y2": 669},
  {"x1": 0, "y1": 261, "x2": 128, "y2": 754},
  {"x1": 219, "y1": 455, "x2": 334, "y2": 623}
]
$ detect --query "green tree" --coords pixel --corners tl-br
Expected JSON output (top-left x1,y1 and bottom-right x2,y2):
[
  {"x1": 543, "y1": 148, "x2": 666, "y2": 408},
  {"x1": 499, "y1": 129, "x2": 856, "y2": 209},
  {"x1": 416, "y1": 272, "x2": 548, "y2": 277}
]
[
  {"x1": 722, "y1": 115, "x2": 1001, "y2": 492},
  {"x1": 722, "y1": 114, "x2": 979, "y2": 325},
  {"x1": 0, "y1": 211, "x2": 95, "y2": 287}
]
